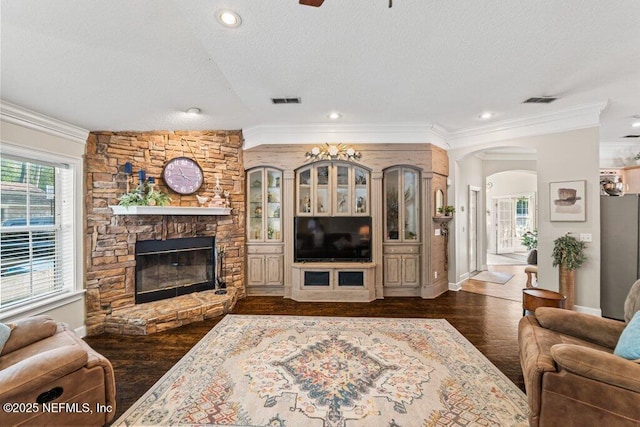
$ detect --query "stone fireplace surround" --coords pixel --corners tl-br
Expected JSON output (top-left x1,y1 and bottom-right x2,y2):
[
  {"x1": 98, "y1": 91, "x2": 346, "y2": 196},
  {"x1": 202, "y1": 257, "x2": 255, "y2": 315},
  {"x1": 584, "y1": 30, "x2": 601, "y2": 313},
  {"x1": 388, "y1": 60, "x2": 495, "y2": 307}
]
[{"x1": 84, "y1": 131, "x2": 245, "y2": 336}]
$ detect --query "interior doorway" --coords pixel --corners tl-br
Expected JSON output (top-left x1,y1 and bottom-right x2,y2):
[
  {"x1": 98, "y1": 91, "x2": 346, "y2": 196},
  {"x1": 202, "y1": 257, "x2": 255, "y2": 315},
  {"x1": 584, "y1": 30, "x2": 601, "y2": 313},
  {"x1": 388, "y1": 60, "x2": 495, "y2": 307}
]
[
  {"x1": 462, "y1": 170, "x2": 537, "y2": 302},
  {"x1": 486, "y1": 171, "x2": 537, "y2": 266},
  {"x1": 461, "y1": 152, "x2": 538, "y2": 301},
  {"x1": 469, "y1": 186, "x2": 481, "y2": 274}
]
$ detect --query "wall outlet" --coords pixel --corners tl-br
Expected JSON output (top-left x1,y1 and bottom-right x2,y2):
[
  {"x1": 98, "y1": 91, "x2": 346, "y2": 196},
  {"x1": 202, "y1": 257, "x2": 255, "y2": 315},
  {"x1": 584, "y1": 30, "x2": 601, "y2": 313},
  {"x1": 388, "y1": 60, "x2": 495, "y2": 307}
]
[
  {"x1": 435, "y1": 228, "x2": 441, "y2": 236},
  {"x1": 579, "y1": 233, "x2": 592, "y2": 242}
]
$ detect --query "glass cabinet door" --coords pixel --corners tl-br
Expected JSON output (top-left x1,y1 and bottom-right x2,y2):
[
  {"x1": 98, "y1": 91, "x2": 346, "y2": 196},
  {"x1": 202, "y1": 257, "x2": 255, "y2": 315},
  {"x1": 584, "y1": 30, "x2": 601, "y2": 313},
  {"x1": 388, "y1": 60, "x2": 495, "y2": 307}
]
[
  {"x1": 316, "y1": 165, "x2": 330, "y2": 214},
  {"x1": 385, "y1": 169, "x2": 400, "y2": 240},
  {"x1": 335, "y1": 165, "x2": 350, "y2": 214},
  {"x1": 266, "y1": 169, "x2": 282, "y2": 241},
  {"x1": 354, "y1": 167, "x2": 368, "y2": 215},
  {"x1": 403, "y1": 169, "x2": 419, "y2": 240},
  {"x1": 296, "y1": 162, "x2": 370, "y2": 216},
  {"x1": 384, "y1": 167, "x2": 420, "y2": 242},
  {"x1": 297, "y1": 168, "x2": 312, "y2": 215},
  {"x1": 248, "y1": 169, "x2": 264, "y2": 241},
  {"x1": 247, "y1": 168, "x2": 282, "y2": 242}
]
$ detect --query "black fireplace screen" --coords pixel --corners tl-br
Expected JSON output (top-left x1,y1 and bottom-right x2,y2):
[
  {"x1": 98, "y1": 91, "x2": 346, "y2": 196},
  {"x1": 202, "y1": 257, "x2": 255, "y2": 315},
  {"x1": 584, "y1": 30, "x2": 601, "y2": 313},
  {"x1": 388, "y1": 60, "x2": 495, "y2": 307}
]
[{"x1": 135, "y1": 237, "x2": 215, "y2": 304}]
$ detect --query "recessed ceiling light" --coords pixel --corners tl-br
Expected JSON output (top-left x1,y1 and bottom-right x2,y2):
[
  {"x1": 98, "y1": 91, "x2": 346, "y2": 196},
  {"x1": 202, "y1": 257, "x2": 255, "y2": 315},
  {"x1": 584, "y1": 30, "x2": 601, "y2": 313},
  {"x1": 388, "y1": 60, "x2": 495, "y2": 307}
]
[
  {"x1": 478, "y1": 112, "x2": 493, "y2": 120},
  {"x1": 632, "y1": 121, "x2": 640, "y2": 128},
  {"x1": 186, "y1": 107, "x2": 201, "y2": 115},
  {"x1": 216, "y1": 10, "x2": 241, "y2": 27},
  {"x1": 327, "y1": 112, "x2": 342, "y2": 120}
]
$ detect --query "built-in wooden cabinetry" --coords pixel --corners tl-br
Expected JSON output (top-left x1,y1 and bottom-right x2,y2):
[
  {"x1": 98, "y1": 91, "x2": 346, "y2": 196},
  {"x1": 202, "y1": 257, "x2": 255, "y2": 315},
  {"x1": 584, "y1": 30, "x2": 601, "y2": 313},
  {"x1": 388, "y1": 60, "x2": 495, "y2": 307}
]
[
  {"x1": 245, "y1": 167, "x2": 284, "y2": 295},
  {"x1": 384, "y1": 167, "x2": 420, "y2": 241},
  {"x1": 383, "y1": 245, "x2": 420, "y2": 288},
  {"x1": 296, "y1": 162, "x2": 370, "y2": 216},
  {"x1": 383, "y1": 167, "x2": 422, "y2": 293},
  {"x1": 243, "y1": 143, "x2": 450, "y2": 301},
  {"x1": 292, "y1": 162, "x2": 374, "y2": 301},
  {"x1": 291, "y1": 263, "x2": 376, "y2": 302}
]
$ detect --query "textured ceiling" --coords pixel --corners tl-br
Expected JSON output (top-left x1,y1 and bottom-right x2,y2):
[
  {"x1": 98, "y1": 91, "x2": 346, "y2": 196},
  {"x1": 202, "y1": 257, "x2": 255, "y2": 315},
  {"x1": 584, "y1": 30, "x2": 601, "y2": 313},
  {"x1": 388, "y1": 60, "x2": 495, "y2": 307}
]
[{"x1": 1, "y1": 0, "x2": 639, "y2": 147}]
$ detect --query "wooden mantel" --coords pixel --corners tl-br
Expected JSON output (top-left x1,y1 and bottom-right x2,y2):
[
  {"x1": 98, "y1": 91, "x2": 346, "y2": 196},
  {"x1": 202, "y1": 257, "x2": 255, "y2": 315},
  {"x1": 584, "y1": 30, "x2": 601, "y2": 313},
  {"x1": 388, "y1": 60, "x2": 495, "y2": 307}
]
[{"x1": 109, "y1": 205, "x2": 232, "y2": 216}]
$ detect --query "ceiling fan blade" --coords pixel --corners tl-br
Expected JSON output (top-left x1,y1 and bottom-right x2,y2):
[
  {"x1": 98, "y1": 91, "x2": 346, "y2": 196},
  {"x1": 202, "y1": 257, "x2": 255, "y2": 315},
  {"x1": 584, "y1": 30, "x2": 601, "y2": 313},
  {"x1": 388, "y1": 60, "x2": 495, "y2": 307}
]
[{"x1": 299, "y1": 0, "x2": 325, "y2": 6}]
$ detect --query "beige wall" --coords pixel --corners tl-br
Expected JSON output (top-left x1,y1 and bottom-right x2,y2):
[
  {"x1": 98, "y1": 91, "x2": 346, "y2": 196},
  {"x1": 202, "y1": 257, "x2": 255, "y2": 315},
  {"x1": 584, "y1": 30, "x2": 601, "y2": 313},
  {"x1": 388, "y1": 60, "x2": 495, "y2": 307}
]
[
  {"x1": 0, "y1": 113, "x2": 88, "y2": 332},
  {"x1": 449, "y1": 127, "x2": 601, "y2": 314}
]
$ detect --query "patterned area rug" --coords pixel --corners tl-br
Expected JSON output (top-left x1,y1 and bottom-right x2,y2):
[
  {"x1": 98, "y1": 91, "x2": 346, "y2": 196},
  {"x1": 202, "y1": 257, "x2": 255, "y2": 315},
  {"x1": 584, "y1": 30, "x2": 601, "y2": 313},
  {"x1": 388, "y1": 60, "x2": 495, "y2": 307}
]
[
  {"x1": 471, "y1": 271, "x2": 515, "y2": 285},
  {"x1": 114, "y1": 315, "x2": 528, "y2": 426}
]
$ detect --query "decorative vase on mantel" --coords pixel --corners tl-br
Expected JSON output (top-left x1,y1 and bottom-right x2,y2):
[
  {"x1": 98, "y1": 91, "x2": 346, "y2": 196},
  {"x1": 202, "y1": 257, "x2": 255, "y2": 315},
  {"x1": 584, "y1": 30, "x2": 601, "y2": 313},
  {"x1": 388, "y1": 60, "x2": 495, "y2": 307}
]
[{"x1": 559, "y1": 264, "x2": 575, "y2": 310}]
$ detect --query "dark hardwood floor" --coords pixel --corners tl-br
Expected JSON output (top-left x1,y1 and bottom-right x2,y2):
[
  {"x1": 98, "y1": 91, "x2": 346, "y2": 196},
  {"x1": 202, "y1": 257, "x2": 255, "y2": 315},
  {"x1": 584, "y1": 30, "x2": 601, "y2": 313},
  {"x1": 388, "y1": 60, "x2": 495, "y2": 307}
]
[{"x1": 84, "y1": 291, "x2": 525, "y2": 422}]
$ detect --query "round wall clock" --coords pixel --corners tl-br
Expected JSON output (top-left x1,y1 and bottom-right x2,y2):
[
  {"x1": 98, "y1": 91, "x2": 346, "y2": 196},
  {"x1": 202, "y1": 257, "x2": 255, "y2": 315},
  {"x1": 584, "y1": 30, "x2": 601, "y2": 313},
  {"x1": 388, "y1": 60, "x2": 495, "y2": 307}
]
[{"x1": 162, "y1": 157, "x2": 204, "y2": 195}]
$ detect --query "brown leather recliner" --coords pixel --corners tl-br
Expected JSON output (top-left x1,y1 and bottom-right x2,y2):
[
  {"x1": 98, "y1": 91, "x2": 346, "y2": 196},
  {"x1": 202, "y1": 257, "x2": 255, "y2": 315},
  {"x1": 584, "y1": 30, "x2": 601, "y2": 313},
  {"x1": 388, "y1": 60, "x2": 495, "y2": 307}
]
[
  {"x1": 0, "y1": 315, "x2": 116, "y2": 426},
  {"x1": 519, "y1": 280, "x2": 640, "y2": 426}
]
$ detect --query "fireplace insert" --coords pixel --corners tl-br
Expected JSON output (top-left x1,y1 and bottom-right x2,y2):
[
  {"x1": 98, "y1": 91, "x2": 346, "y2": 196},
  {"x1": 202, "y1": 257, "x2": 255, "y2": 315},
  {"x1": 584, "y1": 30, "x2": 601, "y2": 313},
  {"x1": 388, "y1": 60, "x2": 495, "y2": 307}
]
[{"x1": 135, "y1": 237, "x2": 215, "y2": 304}]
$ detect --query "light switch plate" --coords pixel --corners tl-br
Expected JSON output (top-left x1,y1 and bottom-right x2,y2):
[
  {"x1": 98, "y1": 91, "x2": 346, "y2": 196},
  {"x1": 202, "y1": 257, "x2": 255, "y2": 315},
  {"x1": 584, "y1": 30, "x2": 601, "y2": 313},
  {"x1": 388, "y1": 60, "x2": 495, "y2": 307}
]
[{"x1": 579, "y1": 233, "x2": 592, "y2": 242}]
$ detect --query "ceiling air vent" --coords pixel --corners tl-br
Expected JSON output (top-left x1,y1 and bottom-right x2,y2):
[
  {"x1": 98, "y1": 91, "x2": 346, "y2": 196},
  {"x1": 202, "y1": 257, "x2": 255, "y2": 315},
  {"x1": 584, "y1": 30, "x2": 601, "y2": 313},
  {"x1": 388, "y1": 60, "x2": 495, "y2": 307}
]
[
  {"x1": 523, "y1": 96, "x2": 557, "y2": 104},
  {"x1": 623, "y1": 135, "x2": 640, "y2": 138},
  {"x1": 271, "y1": 97, "x2": 301, "y2": 104}
]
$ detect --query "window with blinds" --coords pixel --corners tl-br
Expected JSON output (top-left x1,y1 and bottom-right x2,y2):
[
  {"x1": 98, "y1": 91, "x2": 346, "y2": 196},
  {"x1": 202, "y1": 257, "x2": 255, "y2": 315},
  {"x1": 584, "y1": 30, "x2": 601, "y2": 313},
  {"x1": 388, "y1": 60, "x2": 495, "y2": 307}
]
[{"x1": 0, "y1": 154, "x2": 75, "y2": 311}]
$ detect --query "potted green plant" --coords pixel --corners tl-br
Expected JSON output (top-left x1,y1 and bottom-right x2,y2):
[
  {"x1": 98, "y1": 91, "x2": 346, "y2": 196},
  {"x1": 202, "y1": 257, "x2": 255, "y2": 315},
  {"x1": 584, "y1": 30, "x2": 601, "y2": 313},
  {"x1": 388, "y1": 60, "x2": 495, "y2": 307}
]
[
  {"x1": 144, "y1": 189, "x2": 171, "y2": 206},
  {"x1": 522, "y1": 229, "x2": 538, "y2": 265},
  {"x1": 552, "y1": 233, "x2": 587, "y2": 310},
  {"x1": 443, "y1": 205, "x2": 455, "y2": 216},
  {"x1": 118, "y1": 182, "x2": 171, "y2": 207}
]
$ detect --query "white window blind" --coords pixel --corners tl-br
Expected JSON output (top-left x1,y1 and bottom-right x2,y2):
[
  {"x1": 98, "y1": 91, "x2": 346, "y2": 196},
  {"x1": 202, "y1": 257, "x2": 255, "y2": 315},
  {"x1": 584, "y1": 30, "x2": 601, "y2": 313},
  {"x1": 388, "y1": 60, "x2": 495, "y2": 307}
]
[{"x1": 0, "y1": 153, "x2": 75, "y2": 311}]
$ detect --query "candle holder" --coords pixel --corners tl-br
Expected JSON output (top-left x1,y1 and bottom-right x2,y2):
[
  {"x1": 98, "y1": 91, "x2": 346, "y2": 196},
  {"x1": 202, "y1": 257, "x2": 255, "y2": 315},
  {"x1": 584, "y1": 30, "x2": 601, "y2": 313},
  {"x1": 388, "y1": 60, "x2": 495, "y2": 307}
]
[
  {"x1": 124, "y1": 162, "x2": 134, "y2": 194},
  {"x1": 118, "y1": 163, "x2": 170, "y2": 207}
]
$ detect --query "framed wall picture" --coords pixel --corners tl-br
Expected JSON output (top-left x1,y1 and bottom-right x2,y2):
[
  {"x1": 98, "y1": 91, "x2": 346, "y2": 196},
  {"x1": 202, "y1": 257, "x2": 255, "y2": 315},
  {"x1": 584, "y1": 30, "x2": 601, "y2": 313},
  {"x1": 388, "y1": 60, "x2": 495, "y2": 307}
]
[{"x1": 549, "y1": 180, "x2": 586, "y2": 221}]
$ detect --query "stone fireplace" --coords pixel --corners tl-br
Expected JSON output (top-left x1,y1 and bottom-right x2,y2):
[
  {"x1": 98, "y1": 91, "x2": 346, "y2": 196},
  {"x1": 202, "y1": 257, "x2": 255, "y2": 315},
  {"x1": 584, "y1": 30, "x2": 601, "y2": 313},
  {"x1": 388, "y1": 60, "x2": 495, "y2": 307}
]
[
  {"x1": 84, "y1": 130, "x2": 245, "y2": 336},
  {"x1": 135, "y1": 236, "x2": 215, "y2": 304}
]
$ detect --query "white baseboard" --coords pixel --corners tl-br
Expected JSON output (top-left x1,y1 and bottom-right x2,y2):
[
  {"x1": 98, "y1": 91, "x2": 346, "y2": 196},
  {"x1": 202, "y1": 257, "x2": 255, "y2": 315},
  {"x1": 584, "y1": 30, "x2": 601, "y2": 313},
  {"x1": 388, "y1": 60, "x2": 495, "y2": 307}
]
[
  {"x1": 75, "y1": 325, "x2": 87, "y2": 338},
  {"x1": 574, "y1": 305, "x2": 602, "y2": 317},
  {"x1": 449, "y1": 281, "x2": 462, "y2": 291}
]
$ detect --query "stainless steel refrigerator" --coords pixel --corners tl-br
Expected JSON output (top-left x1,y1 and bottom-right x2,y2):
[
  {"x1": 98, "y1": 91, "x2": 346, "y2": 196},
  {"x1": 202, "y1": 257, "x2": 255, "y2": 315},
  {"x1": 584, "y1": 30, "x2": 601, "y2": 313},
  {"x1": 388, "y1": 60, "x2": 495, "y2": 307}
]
[{"x1": 601, "y1": 194, "x2": 640, "y2": 320}]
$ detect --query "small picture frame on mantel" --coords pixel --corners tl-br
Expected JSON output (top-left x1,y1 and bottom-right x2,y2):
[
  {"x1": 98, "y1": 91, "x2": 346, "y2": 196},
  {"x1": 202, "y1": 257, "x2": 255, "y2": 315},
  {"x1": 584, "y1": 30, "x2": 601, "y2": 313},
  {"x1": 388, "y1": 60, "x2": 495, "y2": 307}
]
[{"x1": 549, "y1": 180, "x2": 586, "y2": 222}]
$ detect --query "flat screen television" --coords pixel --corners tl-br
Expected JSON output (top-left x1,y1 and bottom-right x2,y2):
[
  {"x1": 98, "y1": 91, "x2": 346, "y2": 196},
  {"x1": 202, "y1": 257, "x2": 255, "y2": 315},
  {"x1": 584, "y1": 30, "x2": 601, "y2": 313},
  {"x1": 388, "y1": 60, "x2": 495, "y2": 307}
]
[{"x1": 294, "y1": 216, "x2": 372, "y2": 262}]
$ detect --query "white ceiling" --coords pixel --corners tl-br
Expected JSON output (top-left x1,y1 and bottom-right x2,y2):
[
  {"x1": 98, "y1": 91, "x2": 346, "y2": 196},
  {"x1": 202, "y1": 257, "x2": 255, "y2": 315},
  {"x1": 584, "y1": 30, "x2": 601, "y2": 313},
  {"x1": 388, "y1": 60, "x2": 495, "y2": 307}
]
[{"x1": 2, "y1": 0, "x2": 639, "y2": 149}]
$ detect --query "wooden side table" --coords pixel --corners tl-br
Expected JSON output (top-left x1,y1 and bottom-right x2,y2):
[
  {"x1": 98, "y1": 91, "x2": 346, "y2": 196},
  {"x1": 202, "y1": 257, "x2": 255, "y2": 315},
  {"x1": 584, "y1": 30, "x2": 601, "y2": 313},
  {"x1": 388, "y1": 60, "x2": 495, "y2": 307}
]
[{"x1": 522, "y1": 288, "x2": 566, "y2": 316}]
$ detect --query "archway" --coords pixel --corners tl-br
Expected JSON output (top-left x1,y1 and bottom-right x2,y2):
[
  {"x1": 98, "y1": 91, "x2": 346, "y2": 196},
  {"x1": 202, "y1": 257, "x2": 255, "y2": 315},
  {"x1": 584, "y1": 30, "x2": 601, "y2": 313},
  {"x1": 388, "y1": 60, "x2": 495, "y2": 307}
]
[{"x1": 453, "y1": 146, "x2": 538, "y2": 302}]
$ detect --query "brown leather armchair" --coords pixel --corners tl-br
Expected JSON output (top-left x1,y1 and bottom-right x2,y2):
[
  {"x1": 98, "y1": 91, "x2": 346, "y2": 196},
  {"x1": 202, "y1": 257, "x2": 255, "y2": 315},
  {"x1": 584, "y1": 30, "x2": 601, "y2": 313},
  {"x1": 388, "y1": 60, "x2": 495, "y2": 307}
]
[
  {"x1": 0, "y1": 315, "x2": 116, "y2": 426},
  {"x1": 518, "y1": 280, "x2": 640, "y2": 427}
]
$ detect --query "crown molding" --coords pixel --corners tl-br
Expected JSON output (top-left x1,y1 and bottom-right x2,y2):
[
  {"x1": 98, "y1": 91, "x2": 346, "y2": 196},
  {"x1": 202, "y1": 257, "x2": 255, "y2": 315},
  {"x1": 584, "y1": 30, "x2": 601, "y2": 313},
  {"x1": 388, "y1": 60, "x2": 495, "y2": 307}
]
[
  {"x1": 242, "y1": 123, "x2": 449, "y2": 149},
  {"x1": 244, "y1": 103, "x2": 608, "y2": 151},
  {"x1": 1, "y1": 100, "x2": 89, "y2": 145},
  {"x1": 446, "y1": 101, "x2": 608, "y2": 149}
]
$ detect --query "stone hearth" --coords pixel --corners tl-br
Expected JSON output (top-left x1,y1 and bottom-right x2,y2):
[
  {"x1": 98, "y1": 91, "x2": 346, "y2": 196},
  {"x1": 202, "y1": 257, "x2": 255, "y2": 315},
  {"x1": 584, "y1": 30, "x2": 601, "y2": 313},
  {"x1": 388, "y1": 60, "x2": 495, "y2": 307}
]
[{"x1": 106, "y1": 288, "x2": 238, "y2": 335}]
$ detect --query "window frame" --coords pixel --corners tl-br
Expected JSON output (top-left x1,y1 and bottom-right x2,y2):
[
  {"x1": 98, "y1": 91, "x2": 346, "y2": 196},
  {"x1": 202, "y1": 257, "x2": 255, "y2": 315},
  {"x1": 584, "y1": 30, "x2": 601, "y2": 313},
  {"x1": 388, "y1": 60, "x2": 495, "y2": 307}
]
[{"x1": 0, "y1": 142, "x2": 84, "y2": 321}]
